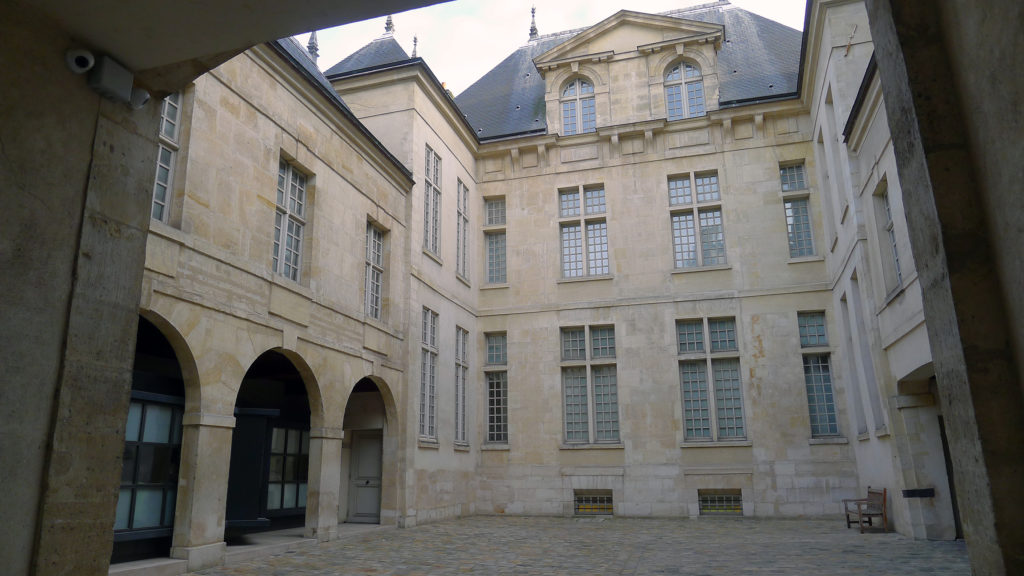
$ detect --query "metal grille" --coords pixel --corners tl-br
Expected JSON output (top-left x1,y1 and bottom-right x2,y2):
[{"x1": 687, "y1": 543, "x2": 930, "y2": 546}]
[
  {"x1": 785, "y1": 198, "x2": 814, "y2": 257},
  {"x1": 574, "y1": 492, "x2": 613, "y2": 516},
  {"x1": 698, "y1": 489, "x2": 742, "y2": 515}
]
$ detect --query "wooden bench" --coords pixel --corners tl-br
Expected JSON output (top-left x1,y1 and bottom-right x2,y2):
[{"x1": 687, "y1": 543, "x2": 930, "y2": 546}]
[{"x1": 843, "y1": 486, "x2": 887, "y2": 533}]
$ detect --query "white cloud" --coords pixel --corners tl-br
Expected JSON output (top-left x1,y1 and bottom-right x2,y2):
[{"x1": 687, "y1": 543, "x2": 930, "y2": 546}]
[{"x1": 300, "y1": 0, "x2": 805, "y2": 95}]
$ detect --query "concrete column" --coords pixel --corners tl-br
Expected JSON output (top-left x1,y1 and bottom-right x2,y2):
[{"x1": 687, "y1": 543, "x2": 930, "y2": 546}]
[
  {"x1": 305, "y1": 427, "x2": 344, "y2": 541},
  {"x1": 865, "y1": 0, "x2": 1024, "y2": 573},
  {"x1": 170, "y1": 413, "x2": 235, "y2": 571}
]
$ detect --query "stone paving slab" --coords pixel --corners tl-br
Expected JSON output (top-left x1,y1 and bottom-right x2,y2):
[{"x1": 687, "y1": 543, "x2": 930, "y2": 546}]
[{"x1": 190, "y1": 516, "x2": 970, "y2": 575}]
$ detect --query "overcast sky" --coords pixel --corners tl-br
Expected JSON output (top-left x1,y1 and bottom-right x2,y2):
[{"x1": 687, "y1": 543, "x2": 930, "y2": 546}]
[{"x1": 297, "y1": 0, "x2": 806, "y2": 96}]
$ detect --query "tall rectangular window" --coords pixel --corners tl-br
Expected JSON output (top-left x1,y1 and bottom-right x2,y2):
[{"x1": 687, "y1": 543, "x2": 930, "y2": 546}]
[
  {"x1": 365, "y1": 223, "x2": 385, "y2": 320},
  {"x1": 799, "y1": 311, "x2": 838, "y2": 437},
  {"x1": 677, "y1": 317, "x2": 746, "y2": 442},
  {"x1": 273, "y1": 159, "x2": 307, "y2": 282},
  {"x1": 669, "y1": 172, "x2": 726, "y2": 269},
  {"x1": 780, "y1": 162, "x2": 815, "y2": 258},
  {"x1": 874, "y1": 182, "x2": 903, "y2": 294},
  {"x1": 419, "y1": 307, "x2": 439, "y2": 440},
  {"x1": 423, "y1": 146, "x2": 442, "y2": 256},
  {"x1": 485, "y1": 332, "x2": 508, "y2": 444},
  {"x1": 484, "y1": 197, "x2": 507, "y2": 285},
  {"x1": 456, "y1": 179, "x2": 470, "y2": 280},
  {"x1": 455, "y1": 326, "x2": 469, "y2": 445},
  {"x1": 152, "y1": 92, "x2": 181, "y2": 222},
  {"x1": 561, "y1": 325, "x2": 619, "y2": 444},
  {"x1": 559, "y1": 185, "x2": 610, "y2": 278}
]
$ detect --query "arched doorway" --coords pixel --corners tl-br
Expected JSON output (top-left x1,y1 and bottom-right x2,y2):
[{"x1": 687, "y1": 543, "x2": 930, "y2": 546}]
[
  {"x1": 111, "y1": 316, "x2": 188, "y2": 563},
  {"x1": 225, "y1": 350, "x2": 312, "y2": 537},
  {"x1": 342, "y1": 377, "x2": 388, "y2": 524}
]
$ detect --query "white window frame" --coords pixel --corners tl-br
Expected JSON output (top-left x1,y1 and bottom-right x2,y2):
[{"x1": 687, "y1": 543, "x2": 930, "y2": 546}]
[
  {"x1": 559, "y1": 185, "x2": 609, "y2": 278},
  {"x1": 364, "y1": 222, "x2": 385, "y2": 320},
  {"x1": 419, "y1": 307, "x2": 439, "y2": 440},
  {"x1": 456, "y1": 179, "x2": 470, "y2": 281},
  {"x1": 152, "y1": 92, "x2": 181, "y2": 222},
  {"x1": 455, "y1": 326, "x2": 469, "y2": 445},
  {"x1": 273, "y1": 159, "x2": 307, "y2": 282},
  {"x1": 874, "y1": 182, "x2": 903, "y2": 295},
  {"x1": 560, "y1": 325, "x2": 620, "y2": 445},
  {"x1": 484, "y1": 197, "x2": 507, "y2": 285},
  {"x1": 798, "y1": 311, "x2": 839, "y2": 438},
  {"x1": 668, "y1": 172, "x2": 726, "y2": 269},
  {"x1": 485, "y1": 332, "x2": 509, "y2": 444},
  {"x1": 780, "y1": 162, "x2": 815, "y2": 258},
  {"x1": 560, "y1": 77, "x2": 596, "y2": 136},
  {"x1": 677, "y1": 317, "x2": 746, "y2": 443},
  {"x1": 423, "y1": 145, "x2": 442, "y2": 256},
  {"x1": 665, "y1": 61, "x2": 705, "y2": 121}
]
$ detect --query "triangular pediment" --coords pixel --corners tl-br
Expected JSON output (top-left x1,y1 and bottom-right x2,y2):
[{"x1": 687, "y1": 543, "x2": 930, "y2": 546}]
[{"x1": 534, "y1": 10, "x2": 724, "y2": 68}]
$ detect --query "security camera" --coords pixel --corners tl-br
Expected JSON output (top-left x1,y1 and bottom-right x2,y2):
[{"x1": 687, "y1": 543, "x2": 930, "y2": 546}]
[
  {"x1": 66, "y1": 49, "x2": 95, "y2": 74},
  {"x1": 130, "y1": 87, "x2": 151, "y2": 110}
]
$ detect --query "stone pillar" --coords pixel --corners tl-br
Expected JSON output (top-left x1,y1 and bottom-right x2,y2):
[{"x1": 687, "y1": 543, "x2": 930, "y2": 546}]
[
  {"x1": 865, "y1": 0, "x2": 1024, "y2": 573},
  {"x1": 170, "y1": 413, "x2": 235, "y2": 570},
  {"x1": 305, "y1": 427, "x2": 344, "y2": 541}
]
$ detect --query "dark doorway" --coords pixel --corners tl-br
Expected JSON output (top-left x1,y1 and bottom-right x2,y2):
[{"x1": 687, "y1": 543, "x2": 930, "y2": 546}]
[
  {"x1": 225, "y1": 350, "x2": 311, "y2": 540},
  {"x1": 111, "y1": 316, "x2": 187, "y2": 564}
]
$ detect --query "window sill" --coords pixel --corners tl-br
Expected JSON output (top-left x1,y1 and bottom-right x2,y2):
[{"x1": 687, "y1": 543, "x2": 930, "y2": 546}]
[
  {"x1": 559, "y1": 442, "x2": 624, "y2": 450},
  {"x1": 809, "y1": 436, "x2": 848, "y2": 445},
  {"x1": 423, "y1": 249, "x2": 443, "y2": 266},
  {"x1": 857, "y1": 432, "x2": 871, "y2": 442},
  {"x1": 483, "y1": 224, "x2": 506, "y2": 232},
  {"x1": 671, "y1": 264, "x2": 731, "y2": 275},
  {"x1": 680, "y1": 439, "x2": 752, "y2": 448},
  {"x1": 454, "y1": 442, "x2": 470, "y2": 452},
  {"x1": 456, "y1": 274, "x2": 471, "y2": 289},
  {"x1": 787, "y1": 255, "x2": 824, "y2": 264},
  {"x1": 481, "y1": 443, "x2": 510, "y2": 451},
  {"x1": 481, "y1": 283, "x2": 509, "y2": 291},
  {"x1": 557, "y1": 274, "x2": 614, "y2": 284},
  {"x1": 417, "y1": 438, "x2": 439, "y2": 449},
  {"x1": 874, "y1": 426, "x2": 890, "y2": 438}
]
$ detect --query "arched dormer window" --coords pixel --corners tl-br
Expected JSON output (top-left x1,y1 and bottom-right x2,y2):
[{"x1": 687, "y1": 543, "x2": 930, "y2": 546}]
[
  {"x1": 561, "y1": 78, "x2": 596, "y2": 135},
  {"x1": 665, "y1": 62, "x2": 705, "y2": 120}
]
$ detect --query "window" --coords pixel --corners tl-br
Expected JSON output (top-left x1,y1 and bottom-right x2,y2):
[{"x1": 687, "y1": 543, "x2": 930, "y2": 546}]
[
  {"x1": 419, "y1": 307, "x2": 439, "y2": 440},
  {"x1": 364, "y1": 223, "x2": 385, "y2": 320},
  {"x1": 561, "y1": 326, "x2": 619, "y2": 444},
  {"x1": 423, "y1": 145, "x2": 442, "y2": 256},
  {"x1": 669, "y1": 172, "x2": 726, "y2": 268},
  {"x1": 780, "y1": 163, "x2": 815, "y2": 258},
  {"x1": 677, "y1": 317, "x2": 746, "y2": 442},
  {"x1": 273, "y1": 160, "x2": 307, "y2": 282},
  {"x1": 115, "y1": 400, "x2": 183, "y2": 534},
  {"x1": 484, "y1": 197, "x2": 507, "y2": 285},
  {"x1": 665, "y1": 62, "x2": 705, "y2": 120},
  {"x1": 559, "y1": 185, "x2": 609, "y2": 278},
  {"x1": 561, "y1": 78, "x2": 596, "y2": 135},
  {"x1": 698, "y1": 489, "x2": 742, "y2": 516},
  {"x1": 799, "y1": 311, "x2": 839, "y2": 437},
  {"x1": 485, "y1": 332, "x2": 508, "y2": 444},
  {"x1": 455, "y1": 326, "x2": 469, "y2": 445},
  {"x1": 266, "y1": 427, "x2": 309, "y2": 511},
  {"x1": 574, "y1": 490, "x2": 613, "y2": 516},
  {"x1": 874, "y1": 182, "x2": 903, "y2": 294},
  {"x1": 152, "y1": 92, "x2": 181, "y2": 222},
  {"x1": 456, "y1": 179, "x2": 470, "y2": 280}
]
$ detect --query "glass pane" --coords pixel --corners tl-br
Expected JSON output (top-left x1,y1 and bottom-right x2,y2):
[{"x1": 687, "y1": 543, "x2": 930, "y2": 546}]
[
  {"x1": 125, "y1": 402, "x2": 142, "y2": 442},
  {"x1": 283, "y1": 484, "x2": 298, "y2": 509},
  {"x1": 171, "y1": 408, "x2": 183, "y2": 444},
  {"x1": 132, "y1": 487, "x2": 164, "y2": 528},
  {"x1": 121, "y1": 445, "x2": 137, "y2": 483},
  {"x1": 137, "y1": 445, "x2": 171, "y2": 483},
  {"x1": 267, "y1": 483, "x2": 282, "y2": 510},
  {"x1": 271, "y1": 428, "x2": 286, "y2": 453},
  {"x1": 301, "y1": 430, "x2": 309, "y2": 455},
  {"x1": 269, "y1": 455, "x2": 284, "y2": 482},
  {"x1": 163, "y1": 489, "x2": 177, "y2": 526},
  {"x1": 298, "y1": 483, "x2": 308, "y2": 508},
  {"x1": 142, "y1": 404, "x2": 173, "y2": 443},
  {"x1": 286, "y1": 429, "x2": 300, "y2": 454},
  {"x1": 284, "y1": 455, "x2": 296, "y2": 482},
  {"x1": 114, "y1": 489, "x2": 132, "y2": 530}
]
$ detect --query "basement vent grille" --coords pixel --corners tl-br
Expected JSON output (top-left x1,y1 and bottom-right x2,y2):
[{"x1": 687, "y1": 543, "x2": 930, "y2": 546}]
[
  {"x1": 698, "y1": 489, "x2": 742, "y2": 516},
  {"x1": 574, "y1": 490, "x2": 613, "y2": 516}
]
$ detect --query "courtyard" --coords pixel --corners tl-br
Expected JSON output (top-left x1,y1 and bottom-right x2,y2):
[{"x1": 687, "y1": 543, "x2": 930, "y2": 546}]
[{"x1": 189, "y1": 516, "x2": 970, "y2": 575}]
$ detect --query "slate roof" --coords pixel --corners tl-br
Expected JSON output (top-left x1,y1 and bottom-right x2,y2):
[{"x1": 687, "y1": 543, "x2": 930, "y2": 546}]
[
  {"x1": 454, "y1": 1, "x2": 802, "y2": 141},
  {"x1": 324, "y1": 35, "x2": 410, "y2": 77}
]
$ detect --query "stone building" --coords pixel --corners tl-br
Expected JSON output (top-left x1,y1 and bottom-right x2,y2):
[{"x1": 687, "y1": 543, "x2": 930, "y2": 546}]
[{"x1": 3, "y1": 0, "x2": 1020, "y2": 575}]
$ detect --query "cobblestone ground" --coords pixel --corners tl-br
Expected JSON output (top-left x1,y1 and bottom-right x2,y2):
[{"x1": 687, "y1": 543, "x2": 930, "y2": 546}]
[{"x1": 191, "y1": 516, "x2": 970, "y2": 576}]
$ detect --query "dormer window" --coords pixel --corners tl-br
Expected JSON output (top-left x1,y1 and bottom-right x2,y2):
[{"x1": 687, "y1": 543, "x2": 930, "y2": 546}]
[
  {"x1": 561, "y1": 78, "x2": 596, "y2": 135},
  {"x1": 665, "y1": 62, "x2": 705, "y2": 120}
]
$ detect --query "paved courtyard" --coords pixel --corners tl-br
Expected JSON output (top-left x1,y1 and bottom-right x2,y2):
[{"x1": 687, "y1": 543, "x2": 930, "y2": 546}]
[{"x1": 191, "y1": 516, "x2": 970, "y2": 576}]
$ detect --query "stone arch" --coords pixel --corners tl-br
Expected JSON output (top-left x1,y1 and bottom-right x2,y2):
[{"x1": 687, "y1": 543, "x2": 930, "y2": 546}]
[
  {"x1": 550, "y1": 65, "x2": 607, "y2": 95},
  {"x1": 270, "y1": 347, "x2": 326, "y2": 429},
  {"x1": 139, "y1": 308, "x2": 201, "y2": 412},
  {"x1": 340, "y1": 375, "x2": 400, "y2": 526},
  {"x1": 654, "y1": 50, "x2": 712, "y2": 78}
]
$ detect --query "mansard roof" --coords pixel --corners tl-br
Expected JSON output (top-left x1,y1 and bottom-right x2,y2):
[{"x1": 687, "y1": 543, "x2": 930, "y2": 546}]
[
  {"x1": 455, "y1": 1, "x2": 802, "y2": 141},
  {"x1": 324, "y1": 35, "x2": 410, "y2": 77}
]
